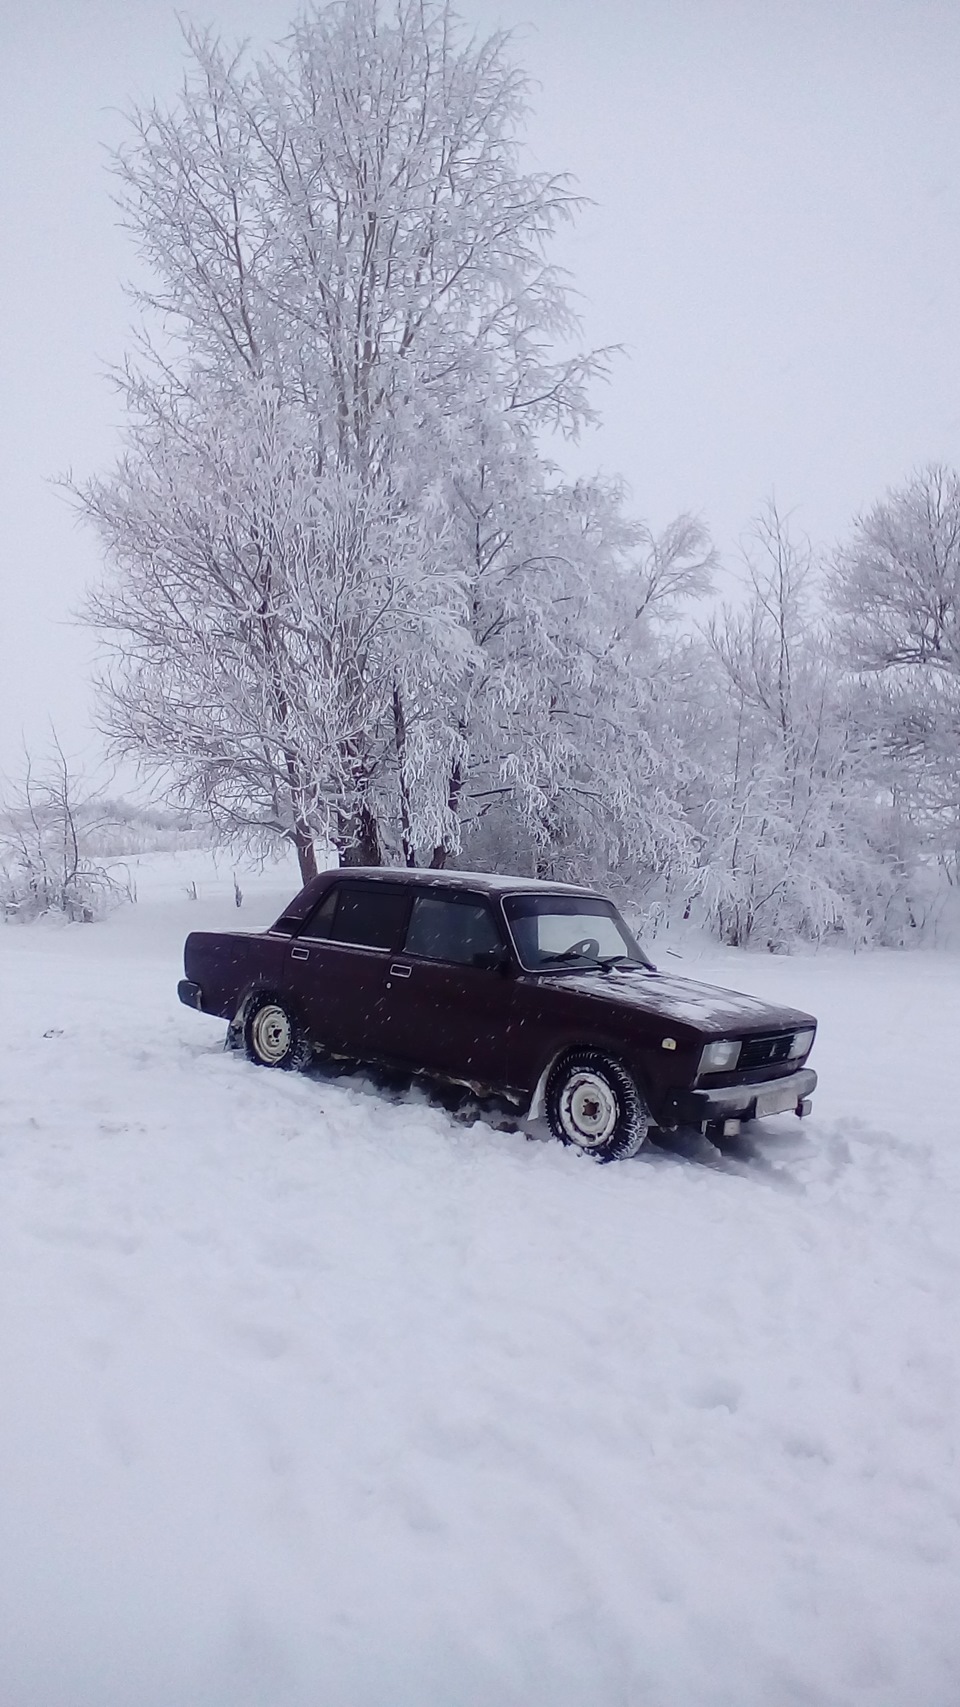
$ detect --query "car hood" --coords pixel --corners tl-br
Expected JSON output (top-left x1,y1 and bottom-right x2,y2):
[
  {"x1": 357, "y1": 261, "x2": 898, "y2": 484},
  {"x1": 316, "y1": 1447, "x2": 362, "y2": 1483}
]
[{"x1": 541, "y1": 966, "x2": 815, "y2": 1035}]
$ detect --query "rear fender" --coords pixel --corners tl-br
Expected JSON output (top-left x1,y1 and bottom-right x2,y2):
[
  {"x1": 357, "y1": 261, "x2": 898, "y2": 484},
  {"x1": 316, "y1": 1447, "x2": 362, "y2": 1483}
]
[{"x1": 225, "y1": 982, "x2": 298, "y2": 1050}]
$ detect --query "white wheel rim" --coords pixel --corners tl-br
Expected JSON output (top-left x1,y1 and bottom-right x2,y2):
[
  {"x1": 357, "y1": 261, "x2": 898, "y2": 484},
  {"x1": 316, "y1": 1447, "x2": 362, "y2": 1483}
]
[
  {"x1": 251, "y1": 1004, "x2": 291, "y2": 1064},
  {"x1": 559, "y1": 1071, "x2": 619, "y2": 1148}
]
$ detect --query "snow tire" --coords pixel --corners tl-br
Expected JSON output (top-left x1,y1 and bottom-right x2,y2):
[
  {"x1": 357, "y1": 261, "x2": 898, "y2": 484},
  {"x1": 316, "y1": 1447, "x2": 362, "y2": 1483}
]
[
  {"x1": 242, "y1": 992, "x2": 311, "y2": 1071},
  {"x1": 545, "y1": 1050, "x2": 651, "y2": 1163}
]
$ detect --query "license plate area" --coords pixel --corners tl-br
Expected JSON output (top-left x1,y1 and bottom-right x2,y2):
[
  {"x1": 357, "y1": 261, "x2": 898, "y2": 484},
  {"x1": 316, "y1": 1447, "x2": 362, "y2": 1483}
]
[{"x1": 754, "y1": 1083, "x2": 797, "y2": 1117}]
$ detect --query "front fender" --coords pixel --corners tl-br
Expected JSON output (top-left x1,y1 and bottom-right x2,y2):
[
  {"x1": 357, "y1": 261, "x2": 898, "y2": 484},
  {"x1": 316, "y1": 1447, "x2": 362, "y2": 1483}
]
[{"x1": 525, "y1": 1041, "x2": 656, "y2": 1122}]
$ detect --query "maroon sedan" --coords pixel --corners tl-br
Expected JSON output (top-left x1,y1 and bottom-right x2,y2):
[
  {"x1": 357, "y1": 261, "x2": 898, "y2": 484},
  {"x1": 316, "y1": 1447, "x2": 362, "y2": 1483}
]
[{"x1": 179, "y1": 867, "x2": 817, "y2": 1163}]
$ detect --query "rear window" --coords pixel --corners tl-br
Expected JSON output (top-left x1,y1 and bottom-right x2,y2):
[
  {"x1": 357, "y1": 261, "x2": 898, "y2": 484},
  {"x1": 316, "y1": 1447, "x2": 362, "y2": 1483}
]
[{"x1": 303, "y1": 883, "x2": 408, "y2": 951}]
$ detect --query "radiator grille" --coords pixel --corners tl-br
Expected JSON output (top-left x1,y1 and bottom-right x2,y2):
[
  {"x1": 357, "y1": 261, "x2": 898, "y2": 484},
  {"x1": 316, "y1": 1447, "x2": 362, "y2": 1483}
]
[{"x1": 738, "y1": 1032, "x2": 795, "y2": 1071}]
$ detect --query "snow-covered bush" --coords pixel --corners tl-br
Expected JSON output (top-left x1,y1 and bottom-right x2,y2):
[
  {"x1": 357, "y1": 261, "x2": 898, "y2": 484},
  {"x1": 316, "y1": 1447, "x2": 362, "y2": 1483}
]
[
  {"x1": 0, "y1": 749, "x2": 134, "y2": 924},
  {"x1": 76, "y1": 799, "x2": 217, "y2": 858}
]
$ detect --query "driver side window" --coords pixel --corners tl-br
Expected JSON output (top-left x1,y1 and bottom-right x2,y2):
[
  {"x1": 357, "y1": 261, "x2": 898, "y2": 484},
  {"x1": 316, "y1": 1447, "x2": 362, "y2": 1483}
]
[{"x1": 403, "y1": 894, "x2": 503, "y2": 966}]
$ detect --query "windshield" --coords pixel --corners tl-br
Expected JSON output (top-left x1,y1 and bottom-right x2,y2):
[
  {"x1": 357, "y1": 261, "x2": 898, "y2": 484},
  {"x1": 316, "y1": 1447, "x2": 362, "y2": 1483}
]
[{"x1": 502, "y1": 893, "x2": 652, "y2": 972}]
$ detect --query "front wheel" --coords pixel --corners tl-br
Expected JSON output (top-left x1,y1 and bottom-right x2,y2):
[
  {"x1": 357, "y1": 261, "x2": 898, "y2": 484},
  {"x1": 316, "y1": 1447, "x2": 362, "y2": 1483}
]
[
  {"x1": 242, "y1": 992, "x2": 311, "y2": 1071},
  {"x1": 546, "y1": 1050, "x2": 650, "y2": 1163}
]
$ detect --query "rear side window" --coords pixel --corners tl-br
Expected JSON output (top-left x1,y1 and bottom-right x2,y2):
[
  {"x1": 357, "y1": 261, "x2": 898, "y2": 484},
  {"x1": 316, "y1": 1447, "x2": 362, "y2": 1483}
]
[
  {"x1": 404, "y1": 894, "x2": 502, "y2": 965},
  {"x1": 326, "y1": 884, "x2": 409, "y2": 951},
  {"x1": 300, "y1": 886, "x2": 338, "y2": 938}
]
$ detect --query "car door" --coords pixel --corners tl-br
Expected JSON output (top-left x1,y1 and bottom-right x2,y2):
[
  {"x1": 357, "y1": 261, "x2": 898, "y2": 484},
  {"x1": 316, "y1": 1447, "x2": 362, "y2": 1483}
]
[
  {"x1": 379, "y1": 890, "x2": 521, "y2": 1090},
  {"x1": 286, "y1": 880, "x2": 411, "y2": 1057}
]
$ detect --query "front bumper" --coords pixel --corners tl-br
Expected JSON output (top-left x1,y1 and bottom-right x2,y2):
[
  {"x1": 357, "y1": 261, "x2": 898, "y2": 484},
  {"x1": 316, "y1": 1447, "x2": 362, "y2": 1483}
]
[
  {"x1": 177, "y1": 979, "x2": 203, "y2": 1010},
  {"x1": 664, "y1": 1067, "x2": 817, "y2": 1131}
]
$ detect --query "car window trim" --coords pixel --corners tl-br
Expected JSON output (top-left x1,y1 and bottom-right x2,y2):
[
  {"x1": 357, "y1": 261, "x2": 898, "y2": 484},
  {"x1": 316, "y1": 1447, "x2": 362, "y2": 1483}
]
[{"x1": 299, "y1": 936, "x2": 392, "y2": 955}]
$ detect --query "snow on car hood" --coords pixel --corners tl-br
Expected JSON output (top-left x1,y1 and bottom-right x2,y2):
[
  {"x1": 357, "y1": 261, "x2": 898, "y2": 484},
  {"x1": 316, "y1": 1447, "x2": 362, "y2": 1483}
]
[{"x1": 545, "y1": 966, "x2": 815, "y2": 1034}]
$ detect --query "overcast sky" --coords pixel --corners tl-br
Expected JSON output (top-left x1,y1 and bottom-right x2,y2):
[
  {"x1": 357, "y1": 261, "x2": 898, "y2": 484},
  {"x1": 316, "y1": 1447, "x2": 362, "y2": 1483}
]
[{"x1": 3, "y1": 0, "x2": 960, "y2": 779}]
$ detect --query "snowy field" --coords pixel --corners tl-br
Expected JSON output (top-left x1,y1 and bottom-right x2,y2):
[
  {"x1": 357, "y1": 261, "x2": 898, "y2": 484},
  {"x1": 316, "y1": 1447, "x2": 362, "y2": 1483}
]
[{"x1": 1, "y1": 851, "x2": 959, "y2": 1707}]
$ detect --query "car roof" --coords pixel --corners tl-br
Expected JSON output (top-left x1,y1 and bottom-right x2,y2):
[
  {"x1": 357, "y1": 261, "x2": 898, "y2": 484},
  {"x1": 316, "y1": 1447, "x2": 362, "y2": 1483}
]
[{"x1": 324, "y1": 866, "x2": 600, "y2": 898}]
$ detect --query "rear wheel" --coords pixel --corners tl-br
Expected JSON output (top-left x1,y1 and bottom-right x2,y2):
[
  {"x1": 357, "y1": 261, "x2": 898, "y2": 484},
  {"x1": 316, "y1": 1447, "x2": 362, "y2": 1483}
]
[
  {"x1": 242, "y1": 993, "x2": 310, "y2": 1070},
  {"x1": 546, "y1": 1050, "x2": 650, "y2": 1162}
]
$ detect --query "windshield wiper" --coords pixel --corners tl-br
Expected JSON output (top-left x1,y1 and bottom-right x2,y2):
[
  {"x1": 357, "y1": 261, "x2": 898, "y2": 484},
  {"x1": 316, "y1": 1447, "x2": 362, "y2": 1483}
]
[{"x1": 539, "y1": 951, "x2": 649, "y2": 972}]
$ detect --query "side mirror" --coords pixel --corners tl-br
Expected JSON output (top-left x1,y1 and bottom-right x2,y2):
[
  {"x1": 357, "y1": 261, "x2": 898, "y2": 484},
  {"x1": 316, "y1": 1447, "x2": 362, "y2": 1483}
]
[{"x1": 472, "y1": 947, "x2": 512, "y2": 973}]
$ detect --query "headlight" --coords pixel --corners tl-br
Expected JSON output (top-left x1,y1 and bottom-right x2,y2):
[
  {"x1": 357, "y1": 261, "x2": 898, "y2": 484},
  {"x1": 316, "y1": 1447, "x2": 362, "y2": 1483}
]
[
  {"x1": 789, "y1": 1028, "x2": 815, "y2": 1059},
  {"x1": 699, "y1": 1038, "x2": 742, "y2": 1074}
]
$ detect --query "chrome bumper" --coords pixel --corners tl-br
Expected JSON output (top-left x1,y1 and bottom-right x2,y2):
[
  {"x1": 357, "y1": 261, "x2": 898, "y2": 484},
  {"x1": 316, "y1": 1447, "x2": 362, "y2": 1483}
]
[{"x1": 666, "y1": 1067, "x2": 817, "y2": 1132}]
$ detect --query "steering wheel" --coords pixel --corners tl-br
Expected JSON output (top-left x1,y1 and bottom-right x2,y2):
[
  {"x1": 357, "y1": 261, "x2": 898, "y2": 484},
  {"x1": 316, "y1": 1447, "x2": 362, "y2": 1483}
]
[{"x1": 565, "y1": 937, "x2": 601, "y2": 960}]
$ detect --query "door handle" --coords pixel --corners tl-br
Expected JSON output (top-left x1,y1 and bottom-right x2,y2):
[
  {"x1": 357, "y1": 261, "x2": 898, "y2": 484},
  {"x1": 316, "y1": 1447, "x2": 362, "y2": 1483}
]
[
  {"x1": 389, "y1": 963, "x2": 412, "y2": 978},
  {"x1": 291, "y1": 945, "x2": 310, "y2": 961}
]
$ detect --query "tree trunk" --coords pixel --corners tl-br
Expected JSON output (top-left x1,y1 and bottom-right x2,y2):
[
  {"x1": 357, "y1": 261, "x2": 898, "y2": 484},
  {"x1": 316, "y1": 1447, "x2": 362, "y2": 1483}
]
[
  {"x1": 392, "y1": 682, "x2": 417, "y2": 867},
  {"x1": 292, "y1": 820, "x2": 318, "y2": 886},
  {"x1": 338, "y1": 802, "x2": 384, "y2": 867},
  {"x1": 430, "y1": 752, "x2": 464, "y2": 869}
]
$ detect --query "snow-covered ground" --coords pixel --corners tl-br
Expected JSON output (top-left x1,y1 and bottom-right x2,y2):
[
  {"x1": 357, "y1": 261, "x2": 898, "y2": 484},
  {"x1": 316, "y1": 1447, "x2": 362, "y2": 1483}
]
[{"x1": 1, "y1": 851, "x2": 959, "y2": 1707}]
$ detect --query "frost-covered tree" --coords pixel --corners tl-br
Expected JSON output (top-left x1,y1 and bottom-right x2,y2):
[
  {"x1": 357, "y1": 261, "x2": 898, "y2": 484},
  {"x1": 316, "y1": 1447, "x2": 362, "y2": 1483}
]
[
  {"x1": 79, "y1": 0, "x2": 606, "y2": 876},
  {"x1": 83, "y1": 377, "x2": 465, "y2": 874},
  {"x1": 831, "y1": 464, "x2": 960, "y2": 878},
  {"x1": 519, "y1": 505, "x2": 714, "y2": 891},
  {"x1": 832, "y1": 464, "x2": 960, "y2": 676},
  {"x1": 692, "y1": 505, "x2": 896, "y2": 946},
  {"x1": 386, "y1": 408, "x2": 715, "y2": 886}
]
